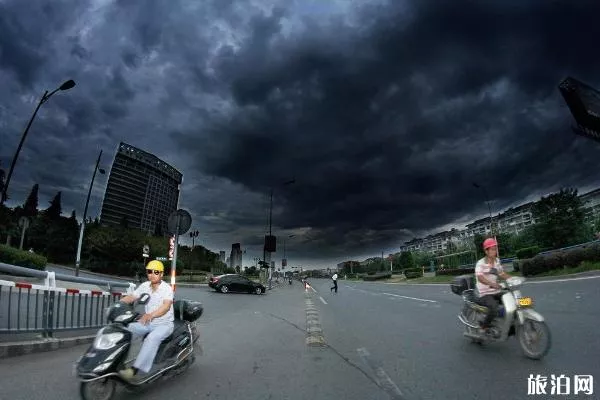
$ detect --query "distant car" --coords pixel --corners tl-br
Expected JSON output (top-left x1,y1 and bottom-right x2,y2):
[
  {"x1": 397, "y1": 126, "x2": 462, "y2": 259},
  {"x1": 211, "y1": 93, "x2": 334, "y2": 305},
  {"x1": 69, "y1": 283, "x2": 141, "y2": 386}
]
[
  {"x1": 210, "y1": 274, "x2": 266, "y2": 295},
  {"x1": 208, "y1": 274, "x2": 236, "y2": 289}
]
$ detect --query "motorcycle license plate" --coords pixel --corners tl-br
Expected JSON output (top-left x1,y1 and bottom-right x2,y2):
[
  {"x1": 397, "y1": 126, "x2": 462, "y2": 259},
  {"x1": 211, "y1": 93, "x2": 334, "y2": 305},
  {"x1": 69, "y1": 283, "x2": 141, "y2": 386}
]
[{"x1": 518, "y1": 297, "x2": 533, "y2": 307}]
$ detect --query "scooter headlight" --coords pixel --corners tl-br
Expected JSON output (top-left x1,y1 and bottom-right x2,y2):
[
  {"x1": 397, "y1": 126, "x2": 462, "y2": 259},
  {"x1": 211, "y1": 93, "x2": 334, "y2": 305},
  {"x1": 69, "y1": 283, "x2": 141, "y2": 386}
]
[{"x1": 93, "y1": 331, "x2": 124, "y2": 350}]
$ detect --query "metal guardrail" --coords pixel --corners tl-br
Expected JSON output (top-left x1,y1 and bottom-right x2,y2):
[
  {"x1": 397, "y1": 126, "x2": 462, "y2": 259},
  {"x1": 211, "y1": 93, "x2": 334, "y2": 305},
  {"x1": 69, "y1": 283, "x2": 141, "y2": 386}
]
[
  {"x1": 537, "y1": 239, "x2": 600, "y2": 256},
  {"x1": 0, "y1": 262, "x2": 136, "y2": 338}
]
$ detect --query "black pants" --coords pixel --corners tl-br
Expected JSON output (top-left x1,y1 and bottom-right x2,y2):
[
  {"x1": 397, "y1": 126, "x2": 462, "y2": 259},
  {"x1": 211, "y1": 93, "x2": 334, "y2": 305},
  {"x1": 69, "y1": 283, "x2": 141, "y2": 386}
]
[
  {"x1": 477, "y1": 294, "x2": 502, "y2": 327},
  {"x1": 331, "y1": 280, "x2": 338, "y2": 293}
]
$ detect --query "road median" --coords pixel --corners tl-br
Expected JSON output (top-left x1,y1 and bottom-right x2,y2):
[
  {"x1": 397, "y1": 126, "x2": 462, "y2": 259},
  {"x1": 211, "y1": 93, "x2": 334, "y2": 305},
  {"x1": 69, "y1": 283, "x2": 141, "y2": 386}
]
[{"x1": 0, "y1": 333, "x2": 96, "y2": 359}]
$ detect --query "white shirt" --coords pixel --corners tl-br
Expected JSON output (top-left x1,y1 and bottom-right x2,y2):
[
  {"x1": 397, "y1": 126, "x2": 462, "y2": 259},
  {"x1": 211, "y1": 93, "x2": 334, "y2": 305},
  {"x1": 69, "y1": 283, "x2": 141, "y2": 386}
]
[
  {"x1": 133, "y1": 281, "x2": 174, "y2": 325},
  {"x1": 475, "y1": 257, "x2": 503, "y2": 296},
  {"x1": 332, "y1": 274, "x2": 338, "y2": 281}
]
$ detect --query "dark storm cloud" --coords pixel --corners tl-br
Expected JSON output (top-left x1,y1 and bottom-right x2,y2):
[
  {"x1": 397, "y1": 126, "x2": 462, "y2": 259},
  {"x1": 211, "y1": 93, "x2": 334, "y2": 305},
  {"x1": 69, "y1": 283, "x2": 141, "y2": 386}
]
[
  {"x1": 178, "y1": 0, "x2": 600, "y2": 262},
  {"x1": 2, "y1": 0, "x2": 600, "y2": 268}
]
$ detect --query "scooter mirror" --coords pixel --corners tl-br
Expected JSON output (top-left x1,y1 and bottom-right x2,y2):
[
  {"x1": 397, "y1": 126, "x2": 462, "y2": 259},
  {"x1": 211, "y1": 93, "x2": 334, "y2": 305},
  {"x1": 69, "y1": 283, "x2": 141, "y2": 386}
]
[{"x1": 138, "y1": 293, "x2": 150, "y2": 305}]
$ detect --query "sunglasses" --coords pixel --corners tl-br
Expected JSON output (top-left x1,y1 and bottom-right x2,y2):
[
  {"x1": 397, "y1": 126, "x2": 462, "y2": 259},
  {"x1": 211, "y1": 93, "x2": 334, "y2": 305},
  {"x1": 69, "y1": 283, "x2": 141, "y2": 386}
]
[{"x1": 146, "y1": 270, "x2": 162, "y2": 275}]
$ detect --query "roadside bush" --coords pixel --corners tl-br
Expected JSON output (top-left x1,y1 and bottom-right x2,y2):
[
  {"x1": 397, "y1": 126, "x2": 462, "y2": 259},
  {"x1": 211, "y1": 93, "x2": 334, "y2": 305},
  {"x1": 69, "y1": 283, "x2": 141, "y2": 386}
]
[
  {"x1": 436, "y1": 267, "x2": 475, "y2": 276},
  {"x1": 362, "y1": 272, "x2": 392, "y2": 281},
  {"x1": 521, "y1": 242, "x2": 600, "y2": 276},
  {"x1": 403, "y1": 268, "x2": 423, "y2": 279},
  {"x1": 516, "y1": 246, "x2": 540, "y2": 259},
  {"x1": 0, "y1": 244, "x2": 47, "y2": 271}
]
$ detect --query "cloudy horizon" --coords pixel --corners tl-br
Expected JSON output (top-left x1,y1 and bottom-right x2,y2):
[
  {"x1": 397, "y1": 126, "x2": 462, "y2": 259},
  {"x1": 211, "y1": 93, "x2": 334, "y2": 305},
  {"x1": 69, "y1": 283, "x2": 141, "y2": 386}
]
[{"x1": 1, "y1": 0, "x2": 600, "y2": 269}]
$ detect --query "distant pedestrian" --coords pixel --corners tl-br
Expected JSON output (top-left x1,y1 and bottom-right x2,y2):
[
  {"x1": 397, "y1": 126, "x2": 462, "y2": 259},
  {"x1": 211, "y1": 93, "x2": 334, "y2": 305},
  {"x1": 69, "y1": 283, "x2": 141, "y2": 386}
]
[{"x1": 330, "y1": 273, "x2": 338, "y2": 293}]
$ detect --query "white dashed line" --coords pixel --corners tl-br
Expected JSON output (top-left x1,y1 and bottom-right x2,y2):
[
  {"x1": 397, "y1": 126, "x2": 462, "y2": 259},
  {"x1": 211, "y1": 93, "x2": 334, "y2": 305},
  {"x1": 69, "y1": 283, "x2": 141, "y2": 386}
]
[
  {"x1": 357, "y1": 347, "x2": 405, "y2": 399},
  {"x1": 319, "y1": 296, "x2": 328, "y2": 304},
  {"x1": 383, "y1": 292, "x2": 438, "y2": 303}
]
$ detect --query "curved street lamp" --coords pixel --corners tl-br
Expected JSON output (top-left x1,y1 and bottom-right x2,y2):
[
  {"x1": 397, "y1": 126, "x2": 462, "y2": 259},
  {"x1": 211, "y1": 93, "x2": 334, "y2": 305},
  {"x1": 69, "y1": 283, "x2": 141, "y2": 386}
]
[{"x1": 1, "y1": 80, "x2": 76, "y2": 204}]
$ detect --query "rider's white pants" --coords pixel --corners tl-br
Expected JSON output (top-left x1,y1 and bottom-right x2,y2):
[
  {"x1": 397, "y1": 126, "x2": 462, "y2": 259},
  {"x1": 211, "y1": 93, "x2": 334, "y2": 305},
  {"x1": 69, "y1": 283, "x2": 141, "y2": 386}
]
[{"x1": 127, "y1": 322, "x2": 174, "y2": 373}]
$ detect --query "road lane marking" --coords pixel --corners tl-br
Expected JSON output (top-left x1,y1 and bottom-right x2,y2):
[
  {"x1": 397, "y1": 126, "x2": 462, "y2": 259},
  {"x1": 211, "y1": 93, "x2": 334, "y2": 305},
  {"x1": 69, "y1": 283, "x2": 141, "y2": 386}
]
[
  {"x1": 319, "y1": 296, "x2": 328, "y2": 304},
  {"x1": 525, "y1": 275, "x2": 600, "y2": 284},
  {"x1": 357, "y1": 347, "x2": 406, "y2": 400},
  {"x1": 383, "y1": 292, "x2": 437, "y2": 303}
]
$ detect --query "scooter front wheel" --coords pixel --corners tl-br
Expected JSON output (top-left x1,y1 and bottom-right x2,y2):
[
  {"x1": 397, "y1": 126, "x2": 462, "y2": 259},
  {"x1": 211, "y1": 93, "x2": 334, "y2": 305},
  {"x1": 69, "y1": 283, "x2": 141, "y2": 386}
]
[
  {"x1": 79, "y1": 378, "x2": 116, "y2": 400},
  {"x1": 518, "y1": 319, "x2": 552, "y2": 360}
]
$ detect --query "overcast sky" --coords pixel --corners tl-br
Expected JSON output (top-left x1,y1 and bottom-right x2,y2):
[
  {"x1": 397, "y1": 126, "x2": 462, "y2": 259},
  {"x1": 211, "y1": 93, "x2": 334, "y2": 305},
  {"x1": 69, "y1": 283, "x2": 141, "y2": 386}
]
[{"x1": 1, "y1": 0, "x2": 599, "y2": 269}]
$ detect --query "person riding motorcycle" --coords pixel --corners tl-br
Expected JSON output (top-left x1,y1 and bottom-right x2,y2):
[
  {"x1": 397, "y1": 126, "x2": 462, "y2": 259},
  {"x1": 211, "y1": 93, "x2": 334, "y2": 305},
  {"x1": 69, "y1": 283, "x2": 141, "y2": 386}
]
[
  {"x1": 475, "y1": 238, "x2": 512, "y2": 333},
  {"x1": 118, "y1": 260, "x2": 175, "y2": 381}
]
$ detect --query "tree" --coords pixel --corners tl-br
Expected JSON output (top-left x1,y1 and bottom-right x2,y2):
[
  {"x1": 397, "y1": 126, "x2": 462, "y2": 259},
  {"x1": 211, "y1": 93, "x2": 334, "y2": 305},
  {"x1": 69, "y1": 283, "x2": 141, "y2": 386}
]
[
  {"x1": 0, "y1": 160, "x2": 6, "y2": 203},
  {"x1": 531, "y1": 188, "x2": 587, "y2": 249},
  {"x1": 510, "y1": 226, "x2": 538, "y2": 250},
  {"x1": 22, "y1": 184, "x2": 39, "y2": 217},
  {"x1": 45, "y1": 192, "x2": 62, "y2": 219},
  {"x1": 398, "y1": 252, "x2": 415, "y2": 270},
  {"x1": 154, "y1": 222, "x2": 164, "y2": 237}
]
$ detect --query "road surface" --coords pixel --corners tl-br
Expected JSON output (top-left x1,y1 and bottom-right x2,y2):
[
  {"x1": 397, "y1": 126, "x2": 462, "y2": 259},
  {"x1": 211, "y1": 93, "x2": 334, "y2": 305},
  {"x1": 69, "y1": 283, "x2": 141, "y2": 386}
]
[{"x1": 0, "y1": 277, "x2": 598, "y2": 399}]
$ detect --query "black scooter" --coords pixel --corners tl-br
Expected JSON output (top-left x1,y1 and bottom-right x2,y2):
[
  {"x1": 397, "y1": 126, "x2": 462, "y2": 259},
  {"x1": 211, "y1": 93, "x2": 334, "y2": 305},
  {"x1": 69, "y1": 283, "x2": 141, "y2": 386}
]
[{"x1": 75, "y1": 293, "x2": 203, "y2": 400}]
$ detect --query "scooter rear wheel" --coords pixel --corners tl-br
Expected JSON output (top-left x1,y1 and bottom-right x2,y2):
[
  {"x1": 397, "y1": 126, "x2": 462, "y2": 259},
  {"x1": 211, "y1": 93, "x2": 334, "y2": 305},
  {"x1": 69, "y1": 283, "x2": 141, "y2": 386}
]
[{"x1": 79, "y1": 378, "x2": 116, "y2": 400}]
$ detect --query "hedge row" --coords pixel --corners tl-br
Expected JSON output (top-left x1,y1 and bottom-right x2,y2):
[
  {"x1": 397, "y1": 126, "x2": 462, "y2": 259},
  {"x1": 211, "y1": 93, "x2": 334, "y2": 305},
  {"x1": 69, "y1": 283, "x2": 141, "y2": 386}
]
[
  {"x1": 520, "y1": 242, "x2": 600, "y2": 276},
  {"x1": 516, "y1": 246, "x2": 540, "y2": 260},
  {"x1": 0, "y1": 244, "x2": 47, "y2": 271},
  {"x1": 403, "y1": 268, "x2": 423, "y2": 279},
  {"x1": 362, "y1": 272, "x2": 392, "y2": 281},
  {"x1": 436, "y1": 267, "x2": 475, "y2": 276}
]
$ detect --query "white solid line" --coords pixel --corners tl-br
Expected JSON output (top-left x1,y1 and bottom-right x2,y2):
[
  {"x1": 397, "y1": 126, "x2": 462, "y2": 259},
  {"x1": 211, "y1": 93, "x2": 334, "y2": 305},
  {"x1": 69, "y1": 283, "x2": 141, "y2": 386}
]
[
  {"x1": 319, "y1": 296, "x2": 328, "y2": 305},
  {"x1": 525, "y1": 275, "x2": 600, "y2": 284},
  {"x1": 383, "y1": 292, "x2": 438, "y2": 303}
]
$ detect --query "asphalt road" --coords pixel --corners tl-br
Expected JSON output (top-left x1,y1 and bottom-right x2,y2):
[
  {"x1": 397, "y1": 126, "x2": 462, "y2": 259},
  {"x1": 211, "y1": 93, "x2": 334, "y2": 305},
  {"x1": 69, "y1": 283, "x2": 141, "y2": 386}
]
[{"x1": 0, "y1": 276, "x2": 598, "y2": 400}]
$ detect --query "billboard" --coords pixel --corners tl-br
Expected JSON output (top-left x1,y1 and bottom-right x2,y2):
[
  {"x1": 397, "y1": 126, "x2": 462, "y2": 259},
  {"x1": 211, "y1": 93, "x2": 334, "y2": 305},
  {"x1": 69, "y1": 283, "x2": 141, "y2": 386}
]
[{"x1": 558, "y1": 77, "x2": 600, "y2": 141}]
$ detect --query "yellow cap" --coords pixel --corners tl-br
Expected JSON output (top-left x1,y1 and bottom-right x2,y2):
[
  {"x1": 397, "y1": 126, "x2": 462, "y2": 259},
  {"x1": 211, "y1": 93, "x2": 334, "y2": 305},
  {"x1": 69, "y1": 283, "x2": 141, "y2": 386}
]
[{"x1": 146, "y1": 260, "x2": 164, "y2": 272}]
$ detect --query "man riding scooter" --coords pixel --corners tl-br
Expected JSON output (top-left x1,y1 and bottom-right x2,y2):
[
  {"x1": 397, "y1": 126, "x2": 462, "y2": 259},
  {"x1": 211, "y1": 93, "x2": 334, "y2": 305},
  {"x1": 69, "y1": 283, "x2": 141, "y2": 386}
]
[
  {"x1": 117, "y1": 260, "x2": 174, "y2": 381},
  {"x1": 475, "y1": 238, "x2": 513, "y2": 335}
]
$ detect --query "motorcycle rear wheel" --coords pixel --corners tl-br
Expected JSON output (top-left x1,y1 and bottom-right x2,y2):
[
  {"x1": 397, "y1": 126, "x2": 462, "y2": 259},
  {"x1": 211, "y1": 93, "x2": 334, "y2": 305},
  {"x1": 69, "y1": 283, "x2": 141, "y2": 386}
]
[{"x1": 518, "y1": 319, "x2": 551, "y2": 360}]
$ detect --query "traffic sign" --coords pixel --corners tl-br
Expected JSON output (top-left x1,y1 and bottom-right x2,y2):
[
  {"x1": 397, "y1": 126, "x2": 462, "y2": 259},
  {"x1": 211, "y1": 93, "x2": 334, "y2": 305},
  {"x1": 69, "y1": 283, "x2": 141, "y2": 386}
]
[
  {"x1": 167, "y1": 209, "x2": 192, "y2": 235},
  {"x1": 143, "y1": 244, "x2": 150, "y2": 258}
]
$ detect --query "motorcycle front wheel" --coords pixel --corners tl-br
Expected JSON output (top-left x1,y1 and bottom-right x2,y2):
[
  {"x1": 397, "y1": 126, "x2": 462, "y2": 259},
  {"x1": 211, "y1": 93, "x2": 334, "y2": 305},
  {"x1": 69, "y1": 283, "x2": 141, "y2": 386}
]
[
  {"x1": 79, "y1": 378, "x2": 116, "y2": 400},
  {"x1": 518, "y1": 319, "x2": 552, "y2": 360}
]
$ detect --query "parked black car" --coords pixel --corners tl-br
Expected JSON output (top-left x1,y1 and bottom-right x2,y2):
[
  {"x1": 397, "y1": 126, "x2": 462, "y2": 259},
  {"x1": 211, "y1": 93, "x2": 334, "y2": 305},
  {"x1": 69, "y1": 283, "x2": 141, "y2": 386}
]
[{"x1": 210, "y1": 274, "x2": 266, "y2": 294}]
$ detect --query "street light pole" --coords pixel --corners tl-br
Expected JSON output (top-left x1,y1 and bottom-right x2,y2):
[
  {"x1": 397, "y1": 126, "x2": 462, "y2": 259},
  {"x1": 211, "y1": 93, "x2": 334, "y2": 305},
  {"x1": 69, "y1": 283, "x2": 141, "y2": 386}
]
[
  {"x1": 75, "y1": 149, "x2": 105, "y2": 277},
  {"x1": 264, "y1": 179, "x2": 295, "y2": 290},
  {"x1": 473, "y1": 182, "x2": 499, "y2": 257},
  {"x1": 1, "y1": 80, "x2": 76, "y2": 205},
  {"x1": 473, "y1": 183, "x2": 494, "y2": 235}
]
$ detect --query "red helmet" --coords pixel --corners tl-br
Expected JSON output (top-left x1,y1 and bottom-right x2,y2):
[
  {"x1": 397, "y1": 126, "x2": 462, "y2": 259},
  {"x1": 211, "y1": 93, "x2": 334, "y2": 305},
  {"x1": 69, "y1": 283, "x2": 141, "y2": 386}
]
[{"x1": 483, "y1": 238, "x2": 498, "y2": 250}]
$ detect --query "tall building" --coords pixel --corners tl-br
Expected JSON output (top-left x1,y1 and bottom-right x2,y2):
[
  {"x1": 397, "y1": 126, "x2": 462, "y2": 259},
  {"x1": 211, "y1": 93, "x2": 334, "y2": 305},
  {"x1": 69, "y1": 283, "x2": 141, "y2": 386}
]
[
  {"x1": 100, "y1": 142, "x2": 183, "y2": 235},
  {"x1": 219, "y1": 251, "x2": 226, "y2": 263},
  {"x1": 229, "y1": 243, "x2": 243, "y2": 270}
]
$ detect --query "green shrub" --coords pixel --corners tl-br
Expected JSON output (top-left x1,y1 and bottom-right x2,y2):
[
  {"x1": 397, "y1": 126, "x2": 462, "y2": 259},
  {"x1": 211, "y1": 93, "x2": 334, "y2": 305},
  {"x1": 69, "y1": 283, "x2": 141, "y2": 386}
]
[
  {"x1": 516, "y1": 246, "x2": 540, "y2": 259},
  {"x1": 403, "y1": 268, "x2": 423, "y2": 279},
  {"x1": 0, "y1": 244, "x2": 47, "y2": 271},
  {"x1": 436, "y1": 267, "x2": 475, "y2": 276},
  {"x1": 362, "y1": 272, "x2": 392, "y2": 281},
  {"x1": 521, "y1": 242, "x2": 600, "y2": 276}
]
